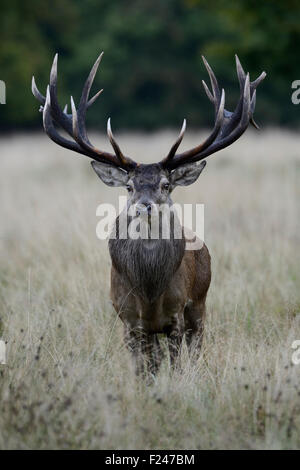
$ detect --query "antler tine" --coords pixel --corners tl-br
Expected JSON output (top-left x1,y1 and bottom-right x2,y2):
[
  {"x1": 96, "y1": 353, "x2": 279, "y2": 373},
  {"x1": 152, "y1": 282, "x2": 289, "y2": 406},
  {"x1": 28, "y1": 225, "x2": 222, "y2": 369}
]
[
  {"x1": 107, "y1": 118, "x2": 136, "y2": 167},
  {"x1": 186, "y1": 72, "x2": 251, "y2": 164},
  {"x1": 202, "y1": 79, "x2": 214, "y2": 103},
  {"x1": 79, "y1": 54, "x2": 103, "y2": 110},
  {"x1": 32, "y1": 72, "x2": 100, "y2": 115},
  {"x1": 77, "y1": 53, "x2": 104, "y2": 143},
  {"x1": 70, "y1": 96, "x2": 121, "y2": 166},
  {"x1": 236, "y1": 55, "x2": 266, "y2": 94},
  {"x1": 87, "y1": 89, "x2": 103, "y2": 108},
  {"x1": 161, "y1": 57, "x2": 227, "y2": 169},
  {"x1": 192, "y1": 88, "x2": 225, "y2": 153},
  {"x1": 218, "y1": 56, "x2": 251, "y2": 138},
  {"x1": 43, "y1": 86, "x2": 94, "y2": 157},
  {"x1": 162, "y1": 89, "x2": 225, "y2": 168},
  {"x1": 48, "y1": 53, "x2": 74, "y2": 137},
  {"x1": 163, "y1": 56, "x2": 264, "y2": 170},
  {"x1": 68, "y1": 55, "x2": 105, "y2": 155},
  {"x1": 235, "y1": 54, "x2": 266, "y2": 130},
  {"x1": 162, "y1": 119, "x2": 186, "y2": 164},
  {"x1": 202, "y1": 56, "x2": 222, "y2": 113},
  {"x1": 32, "y1": 76, "x2": 46, "y2": 105},
  {"x1": 74, "y1": 54, "x2": 133, "y2": 167},
  {"x1": 107, "y1": 118, "x2": 121, "y2": 156},
  {"x1": 48, "y1": 53, "x2": 99, "y2": 149},
  {"x1": 70, "y1": 96, "x2": 79, "y2": 140},
  {"x1": 235, "y1": 54, "x2": 246, "y2": 89},
  {"x1": 251, "y1": 71, "x2": 267, "y2": 91},
  {"x1": 32, "y1": 53, "x2": 137, "y2": 170},
  {"x1": 249, "y1": 90, "x2": 259, "y2": 129}
]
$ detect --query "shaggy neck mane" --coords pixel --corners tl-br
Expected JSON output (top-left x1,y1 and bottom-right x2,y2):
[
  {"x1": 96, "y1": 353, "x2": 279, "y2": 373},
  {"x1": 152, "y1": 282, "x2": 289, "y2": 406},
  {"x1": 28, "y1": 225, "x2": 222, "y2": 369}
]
[{"x1": 109, "y1": 221, "x2": 185, "y2": 303}]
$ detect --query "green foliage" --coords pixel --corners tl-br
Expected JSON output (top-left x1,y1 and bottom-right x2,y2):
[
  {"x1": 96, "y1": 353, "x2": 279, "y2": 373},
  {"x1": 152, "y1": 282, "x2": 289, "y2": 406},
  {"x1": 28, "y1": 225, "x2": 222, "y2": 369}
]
[
  {"x1": 0, "y1": 0, "x2": 300, "y2": 129},
  {"x1": 0, "y1": 0, "x2": 78, "y2": 128}
]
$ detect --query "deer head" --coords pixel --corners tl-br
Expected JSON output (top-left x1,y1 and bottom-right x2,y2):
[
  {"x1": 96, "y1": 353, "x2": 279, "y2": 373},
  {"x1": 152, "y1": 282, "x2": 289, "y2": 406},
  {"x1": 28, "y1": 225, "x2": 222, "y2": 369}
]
[{"x1": 32, "y1": 52, "x2": 266, "y2": 215}]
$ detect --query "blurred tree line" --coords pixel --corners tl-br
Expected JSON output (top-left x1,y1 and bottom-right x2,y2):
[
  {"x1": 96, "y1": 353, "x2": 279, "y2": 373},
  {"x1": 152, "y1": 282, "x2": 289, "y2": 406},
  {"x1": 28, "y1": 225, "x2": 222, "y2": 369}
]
[{"x1": 0, "y1": 0, "x2": 299, "y2": 130}]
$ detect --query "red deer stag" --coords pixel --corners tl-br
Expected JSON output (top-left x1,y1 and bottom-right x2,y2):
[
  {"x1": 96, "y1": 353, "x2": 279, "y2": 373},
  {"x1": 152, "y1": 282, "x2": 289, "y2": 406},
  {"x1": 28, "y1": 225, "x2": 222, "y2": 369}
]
[{"x1": 32, "y1": 53, "x2": 265, "y2": 377}]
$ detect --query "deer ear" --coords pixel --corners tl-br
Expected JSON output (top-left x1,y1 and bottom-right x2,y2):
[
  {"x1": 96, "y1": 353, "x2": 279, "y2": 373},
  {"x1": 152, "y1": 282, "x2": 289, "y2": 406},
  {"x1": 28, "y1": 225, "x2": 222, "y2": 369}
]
[
  {"x1": 91, "y1": 161, "x2": 129, "y2": 187},
  {"x1": 170, "y1": 161, "x2": 206, "y2": 188}
]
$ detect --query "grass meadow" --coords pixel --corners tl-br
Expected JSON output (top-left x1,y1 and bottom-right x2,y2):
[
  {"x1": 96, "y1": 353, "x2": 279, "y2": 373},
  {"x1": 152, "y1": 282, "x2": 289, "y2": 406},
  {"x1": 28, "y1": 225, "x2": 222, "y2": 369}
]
[{"x1": 0, "y1": 128, "x2": 300, "y2": 449}]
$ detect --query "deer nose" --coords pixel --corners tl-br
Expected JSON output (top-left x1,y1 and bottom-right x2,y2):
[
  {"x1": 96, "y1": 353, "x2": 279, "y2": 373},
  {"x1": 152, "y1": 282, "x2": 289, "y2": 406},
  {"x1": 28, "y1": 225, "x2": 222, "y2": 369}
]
[{"x1": 136, "y1": 203, "x2": 152, "y2": 217}]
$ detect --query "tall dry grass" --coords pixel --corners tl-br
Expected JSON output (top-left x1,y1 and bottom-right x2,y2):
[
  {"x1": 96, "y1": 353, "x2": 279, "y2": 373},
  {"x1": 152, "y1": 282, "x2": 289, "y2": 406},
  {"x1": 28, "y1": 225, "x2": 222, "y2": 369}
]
[{"x1": 0, "y1": 128, "x2": 300, "y2": 449}]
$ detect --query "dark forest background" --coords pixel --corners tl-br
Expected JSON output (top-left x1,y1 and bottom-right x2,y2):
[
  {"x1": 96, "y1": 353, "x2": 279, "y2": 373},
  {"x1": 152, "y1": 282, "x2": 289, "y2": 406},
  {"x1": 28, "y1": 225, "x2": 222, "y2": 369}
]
[{"x1": 1, "y1": 0, "x2": 300, "y2": 130}]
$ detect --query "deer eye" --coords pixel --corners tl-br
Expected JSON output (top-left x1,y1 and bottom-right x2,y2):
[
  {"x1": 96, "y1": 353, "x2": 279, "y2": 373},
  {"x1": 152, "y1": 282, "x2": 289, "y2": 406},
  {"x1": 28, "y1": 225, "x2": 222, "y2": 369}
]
[{"x1": 126, "y1": 184, "x2": 133, "y2": 192}]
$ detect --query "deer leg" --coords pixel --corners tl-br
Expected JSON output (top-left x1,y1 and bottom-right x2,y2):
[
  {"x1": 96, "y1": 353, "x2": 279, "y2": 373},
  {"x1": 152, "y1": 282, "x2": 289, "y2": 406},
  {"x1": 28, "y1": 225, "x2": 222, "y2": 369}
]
[
  {"x1": 184, "y1": 300, "x2": 206, "y2": 359},
  {"x1": 145, "y1": 334, "x2": 164, "y2": 377},
  {"x1": 166, "y1": 315, "x2": 184, "y2": 369},
  {"x1": 124, "y1": 326, "x2": 163, "y2": 379},
  {"x1": 123, "y1": 325, "x2": 146, "y2": 377}
]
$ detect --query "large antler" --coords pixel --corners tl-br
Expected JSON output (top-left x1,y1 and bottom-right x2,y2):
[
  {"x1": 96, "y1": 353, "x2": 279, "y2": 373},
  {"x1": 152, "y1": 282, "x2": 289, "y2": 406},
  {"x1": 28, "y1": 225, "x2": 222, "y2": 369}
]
[
  {"x1": 32, "y1": 53, "x2": 136, "y2": 170},
  {"x1": 161, "y1": 55, "x2": 266, "y2": 170}
]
